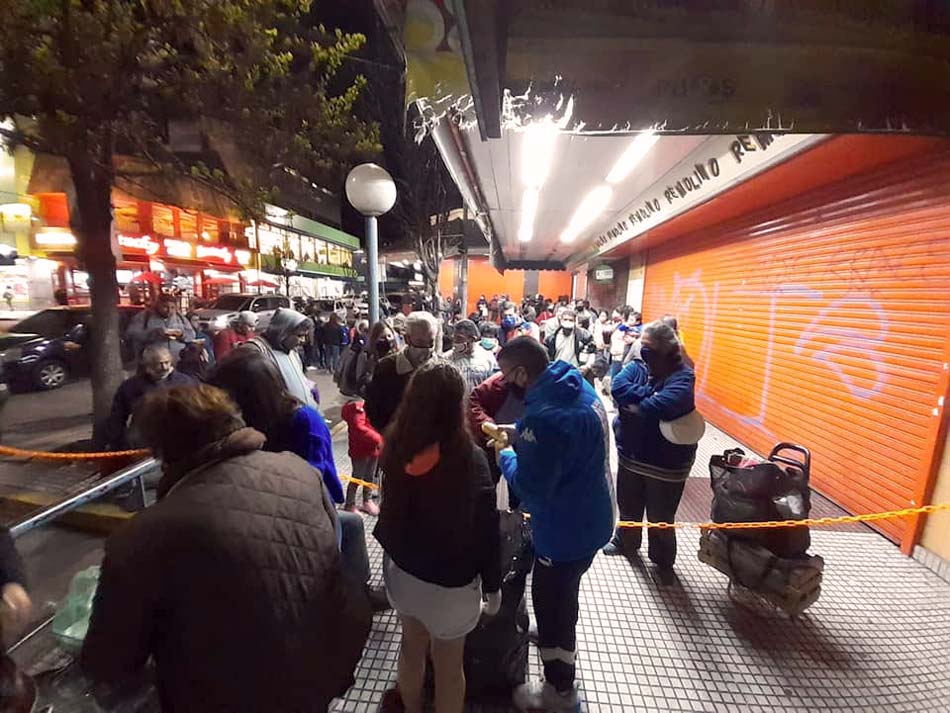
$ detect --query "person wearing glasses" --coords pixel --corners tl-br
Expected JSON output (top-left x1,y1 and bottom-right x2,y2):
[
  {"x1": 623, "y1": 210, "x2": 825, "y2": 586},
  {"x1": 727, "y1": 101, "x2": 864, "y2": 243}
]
[{"x1": 365, "y1": 311, "x2": 443, "y2": 434}]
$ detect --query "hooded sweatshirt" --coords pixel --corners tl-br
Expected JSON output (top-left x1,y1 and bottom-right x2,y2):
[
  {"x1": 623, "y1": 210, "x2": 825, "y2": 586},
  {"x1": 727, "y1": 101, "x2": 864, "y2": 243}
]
[
  {"x1": 499, "y1": 361, "x2": 616, "y2": 562},
  {"x1": 246, "y1": 309, "x2": 317, "y2": 409}
]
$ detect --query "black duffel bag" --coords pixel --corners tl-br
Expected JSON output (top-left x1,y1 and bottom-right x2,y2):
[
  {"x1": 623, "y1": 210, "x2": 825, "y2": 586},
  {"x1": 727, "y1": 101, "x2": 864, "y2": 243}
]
[
  {"x1": 424, "y1": 511, "x2": 534, "y2": 702},
  {"x1": 709, "y1": 443, "x2": 812, "y2": 558},
  {"x1": 464, "y1": 510, "x2": 533, "y2": 700}
]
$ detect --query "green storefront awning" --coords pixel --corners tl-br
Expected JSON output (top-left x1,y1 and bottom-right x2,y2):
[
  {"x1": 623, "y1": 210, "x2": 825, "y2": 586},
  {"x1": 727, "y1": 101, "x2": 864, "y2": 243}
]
[
  {"x1": 263, "y1": 207, "x2": 360, "y2": 250},
  {"x1": 261, "y1": 253, "x2": 358, "y2": 280}
]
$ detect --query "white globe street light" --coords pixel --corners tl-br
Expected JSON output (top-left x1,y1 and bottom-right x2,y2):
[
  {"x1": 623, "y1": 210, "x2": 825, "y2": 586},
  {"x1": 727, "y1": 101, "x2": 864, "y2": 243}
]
[{"x1": 346, "y1": 163, "x2": 396, "y2": 324}]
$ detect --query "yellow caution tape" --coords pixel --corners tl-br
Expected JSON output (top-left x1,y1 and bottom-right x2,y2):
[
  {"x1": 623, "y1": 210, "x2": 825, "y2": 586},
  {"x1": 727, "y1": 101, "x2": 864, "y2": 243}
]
[
  {"x1": 0, "y1": 444, "x2": 149, "y2": 461},
  {"x1": 341, "y1": 474, "x2": 950, "y2": 530}
]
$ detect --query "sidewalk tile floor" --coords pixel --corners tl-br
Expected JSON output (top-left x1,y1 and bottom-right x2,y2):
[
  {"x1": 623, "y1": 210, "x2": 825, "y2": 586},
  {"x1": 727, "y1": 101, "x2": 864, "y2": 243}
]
[
  {"x1": 336, "y1": 526, "x2": 950, "y2": 713},
  {"x1": 331, "y1": 424, "x2": 950, "y2": 712}
]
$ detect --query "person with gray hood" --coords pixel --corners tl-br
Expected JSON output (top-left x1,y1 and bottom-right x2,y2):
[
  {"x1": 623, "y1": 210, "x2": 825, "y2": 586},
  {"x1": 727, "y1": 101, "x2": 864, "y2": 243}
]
[{"x1": 242, "y1": 308, "x2": 318, "y2": 409}]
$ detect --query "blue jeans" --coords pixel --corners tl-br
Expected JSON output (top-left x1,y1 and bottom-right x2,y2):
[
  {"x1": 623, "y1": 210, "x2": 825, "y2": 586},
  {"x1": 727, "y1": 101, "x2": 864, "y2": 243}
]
[{"x1": 327, "y1": 345, "x2": 342, "y2": 373}]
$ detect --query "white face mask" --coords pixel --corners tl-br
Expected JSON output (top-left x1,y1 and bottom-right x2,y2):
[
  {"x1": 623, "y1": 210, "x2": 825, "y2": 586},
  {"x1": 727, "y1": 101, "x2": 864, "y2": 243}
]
[
  {"x1": 406, "y1": 345, "x2": 433, "y2": 365},
  {"x1": 560, "y1": 320, "x2": 576, "y2": 332}
]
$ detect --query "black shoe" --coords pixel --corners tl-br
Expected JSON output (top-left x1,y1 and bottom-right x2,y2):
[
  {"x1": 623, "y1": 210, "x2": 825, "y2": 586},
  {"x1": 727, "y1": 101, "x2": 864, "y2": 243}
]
[
  {"x1": 366, "y1": 586, "x2": 391, "y2": 613},
  {"x1": 602, "y1": 535, "x2": 639, "y2": 557},
  {"x1": 378, "y1": 688, "x2": 405, "y2": 713},
  {"x1": 650, "y1": 566, "x2": 678, "y2": 587}
]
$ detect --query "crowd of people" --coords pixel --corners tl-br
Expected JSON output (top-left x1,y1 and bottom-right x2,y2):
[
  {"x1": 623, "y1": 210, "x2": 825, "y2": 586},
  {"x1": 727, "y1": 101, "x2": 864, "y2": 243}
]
[{"x1": 78, "y1": 290, "x2": 700, "y2": 713}]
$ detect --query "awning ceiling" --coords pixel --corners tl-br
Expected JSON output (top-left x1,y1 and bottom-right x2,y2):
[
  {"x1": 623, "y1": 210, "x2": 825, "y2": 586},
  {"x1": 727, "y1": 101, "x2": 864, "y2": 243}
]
[
  {"x1": 410, "y1": 1, "x2": 950, "y2": 270},
  {"x1": 462, "y1": 127, "x2": 706, "y2": 265}
]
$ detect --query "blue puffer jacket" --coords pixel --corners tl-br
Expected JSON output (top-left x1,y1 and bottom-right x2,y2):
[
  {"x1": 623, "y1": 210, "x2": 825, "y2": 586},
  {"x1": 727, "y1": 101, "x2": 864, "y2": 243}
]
[
  {"x1": 612, "y1": 360, "x2": 698, "y2": 474},
  {"x1": 499, "y1": 361, "x2": 615, "y2": 562}
]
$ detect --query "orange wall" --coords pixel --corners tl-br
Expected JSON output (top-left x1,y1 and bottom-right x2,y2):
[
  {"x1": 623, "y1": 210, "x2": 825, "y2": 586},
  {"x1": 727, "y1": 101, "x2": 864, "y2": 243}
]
[
  {"x1": 642, "y1": 147, "x2": 950, "y2": 547},
  {"x1": 538, "y1": 271, "x2": 573, "y2": 303},
  {"x1": 438, "y1": 259, "x2": 455, "y2": 298},
  {"x1": 439, "y1": 257, "x2": 573, "y2": 316}
]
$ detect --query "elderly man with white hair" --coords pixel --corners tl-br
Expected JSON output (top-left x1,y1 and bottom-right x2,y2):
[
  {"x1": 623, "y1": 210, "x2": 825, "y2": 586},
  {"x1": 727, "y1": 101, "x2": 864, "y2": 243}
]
[
  {"x1": 365, "y1": 311, "x2": 442, "y2": 433},
  {"x1": 212, "y1": 310, "x2": 258, "y2": 361}
]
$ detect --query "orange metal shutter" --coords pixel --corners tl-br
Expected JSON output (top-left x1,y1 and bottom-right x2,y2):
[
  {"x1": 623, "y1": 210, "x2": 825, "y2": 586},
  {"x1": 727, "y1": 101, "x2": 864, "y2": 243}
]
[{"x1": 642, "y1": 151, "x2": 950, "y2": 545}]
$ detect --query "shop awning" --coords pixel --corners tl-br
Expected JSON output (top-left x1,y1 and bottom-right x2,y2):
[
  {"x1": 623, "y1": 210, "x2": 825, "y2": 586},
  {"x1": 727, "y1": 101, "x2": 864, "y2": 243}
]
[{"x1": 27, "y1": 154, "x2": 240, "y2": 219}]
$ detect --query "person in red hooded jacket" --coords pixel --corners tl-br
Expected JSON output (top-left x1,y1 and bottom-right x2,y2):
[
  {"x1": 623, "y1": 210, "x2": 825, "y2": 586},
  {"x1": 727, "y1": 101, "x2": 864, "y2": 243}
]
[{"x1": 342, "y1": 397, "x2": 384, "y2": 515}]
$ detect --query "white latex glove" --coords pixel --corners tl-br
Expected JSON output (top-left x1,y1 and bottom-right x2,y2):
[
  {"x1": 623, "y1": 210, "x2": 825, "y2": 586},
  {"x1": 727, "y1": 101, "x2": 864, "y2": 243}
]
[{"x1": 482, "y1": 590, "x2": 502, "y2": 617}]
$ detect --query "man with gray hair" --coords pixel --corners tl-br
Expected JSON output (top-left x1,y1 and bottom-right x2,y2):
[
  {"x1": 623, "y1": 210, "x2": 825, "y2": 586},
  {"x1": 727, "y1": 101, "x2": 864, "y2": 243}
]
[
  {"x1": 604, "y1": 320, "x2": 699, "y2": 582},
  {"x1": 100, "y1": 344, "x2": 197, "y2": 450},
  {"x1": 212, "y1": 310, "x2": 258, "y2": 361},
  {"x1": 365, "y1": 311, "x2": 442, "y2": 432}
]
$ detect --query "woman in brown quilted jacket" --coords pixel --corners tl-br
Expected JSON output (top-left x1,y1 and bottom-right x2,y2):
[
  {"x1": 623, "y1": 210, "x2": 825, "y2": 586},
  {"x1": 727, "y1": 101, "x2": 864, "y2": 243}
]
[{"x1": 81, "y1": 384, "x2": 370, "y2": 713}]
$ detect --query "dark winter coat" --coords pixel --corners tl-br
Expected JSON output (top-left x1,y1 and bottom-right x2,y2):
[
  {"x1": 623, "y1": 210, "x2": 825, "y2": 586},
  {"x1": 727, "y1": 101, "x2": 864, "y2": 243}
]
[
  {"x1": 543, "y1": 327, "x2": 595, "y2": 364},
  {"x1": 374, "y1": 442, "x2": 501, "y2": 593},
  {"x1": 81, "y1": 428, "x2": 370, "y2": 713},
  {"x1": 101, "y1": 370, "x2": 197, "y2": 450},
  {"x1": 612, "y1": 360, "x2": 698, "y2": 479},
  {"x1": 363, "y1": 351, "x2": 437, "y2": 434}
]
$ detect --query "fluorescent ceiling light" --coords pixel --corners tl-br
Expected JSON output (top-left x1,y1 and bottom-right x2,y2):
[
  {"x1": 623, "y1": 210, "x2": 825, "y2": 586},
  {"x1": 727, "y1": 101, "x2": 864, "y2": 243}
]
[
  {"x1": 561, "y1": 185, "x2": 613, "y2": 243},
  {"x1": 518, "y1": 189, "x2": 539, "y2": 243},
  {"x1": 605, "y1": 132, "x2": 659, "y2": 185},
  {"x1": 521, "y1": 121, "x2": 559, "y2": 189}
]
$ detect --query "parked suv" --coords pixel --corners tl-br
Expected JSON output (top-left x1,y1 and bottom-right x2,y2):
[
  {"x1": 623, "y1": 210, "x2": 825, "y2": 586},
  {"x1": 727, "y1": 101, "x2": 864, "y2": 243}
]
[
  {"x1": 0, "y1": 305, "x2": 143, "y2": 391},
  {"x1": 193, "y1": 293, "x2": 291, "y2": 333}
]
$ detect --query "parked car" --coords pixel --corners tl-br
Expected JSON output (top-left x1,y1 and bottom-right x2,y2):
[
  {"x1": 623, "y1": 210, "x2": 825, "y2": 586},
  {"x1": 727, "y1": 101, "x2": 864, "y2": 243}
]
[
  {"x1": 192, "y1": 293, "x2": 291, "y2": 333},
  {"x1": 0, "y1": 305, "x2": 143, "y2": 391}
]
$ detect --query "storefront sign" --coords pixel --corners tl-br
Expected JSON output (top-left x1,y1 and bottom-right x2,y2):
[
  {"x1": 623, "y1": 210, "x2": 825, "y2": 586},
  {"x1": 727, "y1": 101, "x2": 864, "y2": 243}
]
[
  {"x1": 34, "y1": 228, "x2": 77, "y2": 247},
  {"x1": 164, "y1": 239, "x2": 194, "y2": 259},
  {"x1": 118, "y1": 234, "x2": 161, "y2": 256},
  {"x1": 593, "y1": 266, "x2": 614, "y2": 281},
  {"x1": 196, "y1": 244, "x2": 235, "y2": 264},
  {"x1": 582, "y1": 133, "x2": 825, "y2": 262},
  {"x1": 235, "y1": 249, "x2": 252, "y2": 266}
]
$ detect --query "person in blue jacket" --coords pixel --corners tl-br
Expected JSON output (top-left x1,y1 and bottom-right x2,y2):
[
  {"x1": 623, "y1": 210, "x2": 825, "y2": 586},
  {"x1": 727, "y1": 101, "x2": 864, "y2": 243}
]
[
  {"x1": 603, "y1": 320, "x2": 698, "y2": 579},
  {"x1": 212, "y1": 349, "x2": 389, "y2": 612},
  {"x1": 494, "y1": 337, "x2": 615, "y2": 713}
]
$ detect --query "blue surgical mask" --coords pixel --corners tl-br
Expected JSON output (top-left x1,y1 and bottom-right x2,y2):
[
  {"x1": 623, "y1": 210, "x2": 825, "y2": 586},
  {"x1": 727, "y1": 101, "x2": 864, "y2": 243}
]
[
  {"x1": 481, "y1": 337, "x2": 497, "y2": 351},
  {"x1": 501, "y1": 315, "x2": 518, "y2": 331}
]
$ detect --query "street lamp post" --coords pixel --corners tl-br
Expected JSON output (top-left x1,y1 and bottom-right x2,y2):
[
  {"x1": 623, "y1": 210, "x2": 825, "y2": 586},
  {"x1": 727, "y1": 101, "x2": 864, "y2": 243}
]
[{"x1": 345, "y1": 163, "x2": 396, "y2": 325}]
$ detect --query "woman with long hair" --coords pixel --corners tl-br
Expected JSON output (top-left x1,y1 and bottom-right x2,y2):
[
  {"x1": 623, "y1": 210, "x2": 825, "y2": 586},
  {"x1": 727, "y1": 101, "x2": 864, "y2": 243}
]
[
  {"x1": 356, "y1": 320, "x2": 398, "y2": 392},
  {"x1": 211, "y1": 348, "x2": 342, "y2": 503},
  {"x1": 211, "y1": 350, "x2": 388, "y2": 612},
  {"x1": 374, "y1": 362, "x2": 501, "y2": 713}
]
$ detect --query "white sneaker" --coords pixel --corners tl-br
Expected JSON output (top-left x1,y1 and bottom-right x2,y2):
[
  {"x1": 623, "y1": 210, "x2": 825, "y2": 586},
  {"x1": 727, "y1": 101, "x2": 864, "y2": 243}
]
[{"x1": 513, "y1": 680, "x2": 580, "y2": 712}]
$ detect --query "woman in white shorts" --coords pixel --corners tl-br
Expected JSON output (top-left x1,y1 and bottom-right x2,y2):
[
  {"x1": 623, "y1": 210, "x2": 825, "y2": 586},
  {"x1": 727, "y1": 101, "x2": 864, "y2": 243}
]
[{"x1": 374, "y1": 362, "x2": 501, "y2": 713}]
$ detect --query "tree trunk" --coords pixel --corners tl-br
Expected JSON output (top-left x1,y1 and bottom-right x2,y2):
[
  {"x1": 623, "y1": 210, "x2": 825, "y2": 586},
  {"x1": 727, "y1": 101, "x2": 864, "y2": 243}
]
[{"x1": 68, "y1": 154, "x2": 124, "y2": 447}]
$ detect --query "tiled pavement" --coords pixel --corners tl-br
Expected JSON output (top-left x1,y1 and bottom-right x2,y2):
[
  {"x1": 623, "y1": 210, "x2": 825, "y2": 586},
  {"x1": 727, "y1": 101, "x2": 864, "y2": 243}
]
[{"x1": 331, "y1": 424, "x2": 950, "y2": 713}]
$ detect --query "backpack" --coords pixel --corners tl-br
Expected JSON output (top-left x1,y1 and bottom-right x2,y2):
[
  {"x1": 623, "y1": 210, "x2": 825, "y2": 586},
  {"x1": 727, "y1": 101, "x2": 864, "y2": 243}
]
[{"x1": 335, "y1": 340, "x2": 363, "y2": 396}]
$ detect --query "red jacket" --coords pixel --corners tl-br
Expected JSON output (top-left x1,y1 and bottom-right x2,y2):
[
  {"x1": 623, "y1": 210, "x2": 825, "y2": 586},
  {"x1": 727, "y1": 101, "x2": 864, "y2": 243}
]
[
  {"x1": 468, "y1": 372, "x2": 517, "y2": 448},
  {"x1": 213, "y1": 328, "x2": 255, "y2": 360},
  {"x1": 342, "y1": 401, "x2": 383, "y2": 459}
]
